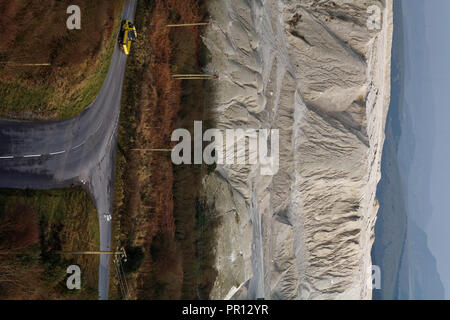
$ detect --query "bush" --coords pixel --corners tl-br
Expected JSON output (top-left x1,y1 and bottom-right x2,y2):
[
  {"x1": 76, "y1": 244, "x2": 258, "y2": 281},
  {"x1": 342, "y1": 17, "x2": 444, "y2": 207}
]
[{"x1": 123, "y1": 246, "x2": 144, "y2": 274}]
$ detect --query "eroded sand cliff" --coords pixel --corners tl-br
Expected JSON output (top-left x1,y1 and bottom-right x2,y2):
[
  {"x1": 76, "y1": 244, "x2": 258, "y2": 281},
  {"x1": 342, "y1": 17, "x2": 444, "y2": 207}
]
[{"x1": 202, "y1": 0, "x2": 392, "y2": 299}]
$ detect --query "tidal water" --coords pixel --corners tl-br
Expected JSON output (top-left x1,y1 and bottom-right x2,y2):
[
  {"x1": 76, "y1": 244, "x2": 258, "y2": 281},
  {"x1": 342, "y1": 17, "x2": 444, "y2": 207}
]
[{"x1": 372, "y1": 0, "x2": 448, "y2": 299}]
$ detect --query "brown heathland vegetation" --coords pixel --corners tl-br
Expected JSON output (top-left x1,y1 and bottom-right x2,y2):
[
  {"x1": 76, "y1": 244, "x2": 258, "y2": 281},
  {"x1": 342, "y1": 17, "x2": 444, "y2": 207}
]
[
  {"x1": 0, "y1": 189, "x2": 100, "y2": 299},
  {"x1": 0, "y1": 0, "x2": 123, "y2": 119},
  {"x1": 0, "y1": 0, "x2": 122, "y2": 299},
  {"x1": 114, "y1": 0, "x2": 218, "y2": 299}
]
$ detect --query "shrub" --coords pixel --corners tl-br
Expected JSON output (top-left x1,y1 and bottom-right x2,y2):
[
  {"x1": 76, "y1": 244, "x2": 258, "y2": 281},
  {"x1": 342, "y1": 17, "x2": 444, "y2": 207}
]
[{"x1": 123, "y1": 245, "x2": 144, "y2": 274}]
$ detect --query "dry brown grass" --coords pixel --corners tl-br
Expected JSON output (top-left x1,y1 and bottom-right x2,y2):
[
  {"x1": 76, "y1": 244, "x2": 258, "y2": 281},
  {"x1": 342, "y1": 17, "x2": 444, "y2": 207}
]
[
  {"x1": 0, "y1": 0, "x2": 123, "y2": 120},
  {"x1": 0, "y1": 0, "x2": 123, "y2": 300},
  {"x1": 0, "y1": 188, "x2": 100, "y2": 300},
  {"x1": 114, "y1": 0, "x2": 217, "y2": 300}
]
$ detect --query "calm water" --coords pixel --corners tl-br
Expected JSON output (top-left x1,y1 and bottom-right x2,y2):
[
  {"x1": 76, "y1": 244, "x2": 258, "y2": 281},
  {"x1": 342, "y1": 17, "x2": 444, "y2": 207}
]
[{"x1": 372, "y1": 0, "x2": 450, "y2": 299}]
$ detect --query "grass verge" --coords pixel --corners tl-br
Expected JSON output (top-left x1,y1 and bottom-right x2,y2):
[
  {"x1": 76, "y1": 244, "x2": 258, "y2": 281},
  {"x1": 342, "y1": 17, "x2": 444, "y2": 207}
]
[
  {"x1": 0, "y1": 188, "x2": 99, "y2": 299},
  {"x1": 113, "y1": 0, "x2": 219, "y2": 300}
]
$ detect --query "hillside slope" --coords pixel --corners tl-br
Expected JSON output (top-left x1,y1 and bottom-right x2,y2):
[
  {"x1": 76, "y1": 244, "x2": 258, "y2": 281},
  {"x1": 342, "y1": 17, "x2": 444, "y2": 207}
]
[{"x1": 203, "y1": 0, "x2": 393, "y2": 299}]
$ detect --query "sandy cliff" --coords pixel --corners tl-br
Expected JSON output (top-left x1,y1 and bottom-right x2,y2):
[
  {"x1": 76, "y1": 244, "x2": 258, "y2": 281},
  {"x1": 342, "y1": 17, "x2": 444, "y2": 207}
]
[{"x1": 203, "y1": 0, "x2": 392, "y2": 299}]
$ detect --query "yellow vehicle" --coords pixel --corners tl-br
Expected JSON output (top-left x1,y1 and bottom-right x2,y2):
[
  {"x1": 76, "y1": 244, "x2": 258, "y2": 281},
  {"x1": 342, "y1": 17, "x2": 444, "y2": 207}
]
[{"x1": 118, "y1": 20, "x2": 137, "y2": 55}]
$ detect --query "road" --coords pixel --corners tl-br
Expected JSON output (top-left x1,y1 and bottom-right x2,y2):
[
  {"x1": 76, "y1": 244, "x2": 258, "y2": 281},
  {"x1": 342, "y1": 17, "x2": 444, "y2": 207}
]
[
  {"x1": 248, "y1": 197, "x2": 265, "y2": 300},
  {"x1": 0, "y1": 0, "x2": 137, "y2": 300}
]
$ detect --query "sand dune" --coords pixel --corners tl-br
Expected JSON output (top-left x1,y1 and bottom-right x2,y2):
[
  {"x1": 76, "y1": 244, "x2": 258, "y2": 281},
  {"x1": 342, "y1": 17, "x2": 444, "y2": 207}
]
[{"x1": 203, "y1": 0, "x2": 392, "y2": 299}]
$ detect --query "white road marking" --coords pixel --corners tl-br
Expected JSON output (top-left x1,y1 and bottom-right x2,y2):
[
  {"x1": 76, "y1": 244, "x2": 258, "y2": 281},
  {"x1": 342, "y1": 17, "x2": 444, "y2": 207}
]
[
  {"x1": 1, "y1": 144, "x2": 83, "y2": 159},
  {"x1": 72, "y1": 142, "x2": 85, "y2": 150},
  {"x1": 23, "y1": 154, "x2": 42, "y2": 158},
  {"x1": 49, "y1": 150, "x2": 66, "y2": 155},
  {"x1": 103, "y1": 213, "x2": 112, "y2": 222}
]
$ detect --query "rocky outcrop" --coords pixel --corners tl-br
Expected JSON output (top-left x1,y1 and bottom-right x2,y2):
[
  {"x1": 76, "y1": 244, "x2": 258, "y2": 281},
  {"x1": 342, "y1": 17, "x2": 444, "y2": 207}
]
[{"x1": 203, "y1": 0, "x2": 392, "y2": 299}]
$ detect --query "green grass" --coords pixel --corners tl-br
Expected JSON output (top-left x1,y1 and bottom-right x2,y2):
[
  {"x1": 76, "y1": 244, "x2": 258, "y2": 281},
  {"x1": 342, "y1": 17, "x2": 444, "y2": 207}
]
[
  {"x1": 0, "y1": 188, "x2": 100, "y2": 299},
  {"x1": 0, "y1": 2, "x2": 123, "y2": 120},
  {"x1": 0, "y1": 83, "x2": 53, "y2": 116},
  {"x1": 0, "y1": 1, "x2": 125, "y2": 299},
  {"x1": 0, "y1": 38, "x2": 116, "y2": 119},
  {"x1": 0, "y1": 188, "x2": 100, "y2": 245},
  {"x1": 60, "y1": 24, "x2": 120, "y2": 119}
]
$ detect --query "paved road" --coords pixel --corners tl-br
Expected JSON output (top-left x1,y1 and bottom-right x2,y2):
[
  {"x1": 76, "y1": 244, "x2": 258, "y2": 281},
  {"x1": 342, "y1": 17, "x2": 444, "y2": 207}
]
[{"x1": 0, "y1": 0, "x2": 137, "y2": 300}]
